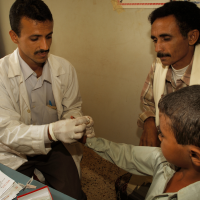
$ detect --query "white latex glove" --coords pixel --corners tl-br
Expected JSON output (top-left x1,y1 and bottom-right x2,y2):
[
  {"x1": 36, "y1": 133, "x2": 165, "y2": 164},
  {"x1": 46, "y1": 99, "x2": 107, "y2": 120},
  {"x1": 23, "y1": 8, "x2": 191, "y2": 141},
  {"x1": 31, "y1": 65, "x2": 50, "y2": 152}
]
[
  {"x1": 85, "y1": 116, "x2": 95, "y2": 138},
  {"x1": 49, "y1": 116, "x2": 90, "y2": 143}
]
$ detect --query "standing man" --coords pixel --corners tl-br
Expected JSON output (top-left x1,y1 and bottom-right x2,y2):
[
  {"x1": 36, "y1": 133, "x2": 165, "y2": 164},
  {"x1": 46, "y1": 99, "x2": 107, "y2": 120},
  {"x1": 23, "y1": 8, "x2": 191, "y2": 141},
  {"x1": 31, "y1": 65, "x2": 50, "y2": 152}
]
[
  {"x1": 138, "y1": 1, "x2": 200, "y2": 147},
  {"x1": 0, "y1": 0, "x2": 94, "y2": 199}
]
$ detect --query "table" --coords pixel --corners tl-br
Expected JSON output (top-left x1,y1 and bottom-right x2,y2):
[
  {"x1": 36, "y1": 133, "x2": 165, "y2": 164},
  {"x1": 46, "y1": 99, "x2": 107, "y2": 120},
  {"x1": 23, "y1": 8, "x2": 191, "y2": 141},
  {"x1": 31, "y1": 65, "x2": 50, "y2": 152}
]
[{"x1": 0, "y1": 163, "x2": 75, "y2": 200}]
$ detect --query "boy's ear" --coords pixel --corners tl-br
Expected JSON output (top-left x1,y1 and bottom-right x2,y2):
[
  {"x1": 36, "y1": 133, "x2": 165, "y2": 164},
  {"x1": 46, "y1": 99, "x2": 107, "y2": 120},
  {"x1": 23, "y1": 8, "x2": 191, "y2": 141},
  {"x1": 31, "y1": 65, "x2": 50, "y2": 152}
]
[
  {"x1": 189, "y1": 147, "x2": 200, "y2": 167},
  {"x1": 9, "y1": 30, "x2": 19, "y2": 44}
]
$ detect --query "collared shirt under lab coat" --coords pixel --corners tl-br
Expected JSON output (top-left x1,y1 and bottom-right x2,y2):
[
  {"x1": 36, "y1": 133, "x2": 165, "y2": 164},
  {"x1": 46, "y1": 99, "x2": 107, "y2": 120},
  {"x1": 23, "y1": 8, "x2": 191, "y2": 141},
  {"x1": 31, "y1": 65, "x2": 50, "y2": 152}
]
[
  {"x1": 0, "y1": 48, "x2": 83, "y2": 171},
  {"x1": 86, "y1": 137, "x2": 200, "y2": 200},
  {"x1": 18, "y1": 50, "x2": 58, "y2": 128}
]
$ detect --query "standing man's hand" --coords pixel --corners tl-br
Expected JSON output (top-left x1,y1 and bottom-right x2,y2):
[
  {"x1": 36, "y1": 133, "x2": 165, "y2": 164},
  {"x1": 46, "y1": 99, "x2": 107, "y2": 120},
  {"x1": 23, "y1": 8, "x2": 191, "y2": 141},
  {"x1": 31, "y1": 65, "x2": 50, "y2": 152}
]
[{"x1": 139, "y1": 117, "x2": 160, "y2": 147}]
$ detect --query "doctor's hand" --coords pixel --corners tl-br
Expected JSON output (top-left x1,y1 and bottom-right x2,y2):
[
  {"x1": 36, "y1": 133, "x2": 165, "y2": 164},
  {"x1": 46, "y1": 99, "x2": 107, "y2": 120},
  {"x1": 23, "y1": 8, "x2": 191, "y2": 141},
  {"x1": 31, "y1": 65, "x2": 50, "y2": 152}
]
[
  {"x1": 139, "y1": 117, "x2": 160, "y2": 147},
  {"x1": 49, "y1": 116, "x2": 90, "y2": 143}
]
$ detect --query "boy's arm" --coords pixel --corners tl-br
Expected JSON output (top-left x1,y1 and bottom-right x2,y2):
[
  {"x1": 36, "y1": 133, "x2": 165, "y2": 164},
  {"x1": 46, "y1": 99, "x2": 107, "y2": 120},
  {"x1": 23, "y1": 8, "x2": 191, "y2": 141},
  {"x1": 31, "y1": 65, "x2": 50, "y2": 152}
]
[{"x1": 85, "y1": 137, "x2": 165, "y2": 176}]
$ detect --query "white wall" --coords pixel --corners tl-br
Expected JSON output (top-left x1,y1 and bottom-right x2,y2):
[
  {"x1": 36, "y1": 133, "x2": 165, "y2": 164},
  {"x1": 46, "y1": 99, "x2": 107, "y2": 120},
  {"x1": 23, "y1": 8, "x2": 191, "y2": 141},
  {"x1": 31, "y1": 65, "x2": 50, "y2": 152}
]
[{"x1": 0, "y1": 0, "x2": 156, "y2": 145}]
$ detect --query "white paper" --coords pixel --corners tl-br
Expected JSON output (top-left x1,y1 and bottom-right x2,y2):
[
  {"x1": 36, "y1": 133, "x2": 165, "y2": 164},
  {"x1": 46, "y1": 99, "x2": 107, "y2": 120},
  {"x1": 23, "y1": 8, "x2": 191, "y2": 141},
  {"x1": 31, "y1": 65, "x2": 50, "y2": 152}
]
[
  {"x1": 0, "y1": 170, "x2": 22, "y2": 200},
  {"x1": 0, "y1": 182, "x2": 22, "y2": 200},
  {"x1": 0, "y1": 171, "x2": 15, "y2": 196}
]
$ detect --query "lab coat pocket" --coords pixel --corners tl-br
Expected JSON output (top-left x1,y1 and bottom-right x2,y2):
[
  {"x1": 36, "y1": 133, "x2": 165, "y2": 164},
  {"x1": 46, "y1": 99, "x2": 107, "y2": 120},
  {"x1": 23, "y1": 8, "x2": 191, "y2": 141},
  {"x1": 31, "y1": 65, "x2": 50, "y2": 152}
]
[{"x1": 42, "y1": 105, "x2": 58, "y2": 124}]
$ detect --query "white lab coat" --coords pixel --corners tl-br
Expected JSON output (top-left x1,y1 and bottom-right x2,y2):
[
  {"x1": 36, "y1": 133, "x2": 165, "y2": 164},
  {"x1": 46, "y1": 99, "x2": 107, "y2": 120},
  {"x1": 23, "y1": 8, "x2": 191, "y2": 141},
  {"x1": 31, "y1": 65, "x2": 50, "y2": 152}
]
[{"x1": 0, "y1": 49, "x2": 83, "y2": 176}]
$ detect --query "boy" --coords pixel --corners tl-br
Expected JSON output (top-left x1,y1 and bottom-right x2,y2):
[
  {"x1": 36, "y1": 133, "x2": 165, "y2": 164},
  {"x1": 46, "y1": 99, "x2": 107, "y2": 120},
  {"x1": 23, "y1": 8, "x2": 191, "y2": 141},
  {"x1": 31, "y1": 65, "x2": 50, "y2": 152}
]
[{"x1": 83, "y1": 85, "x2": 200, "y2": 199}]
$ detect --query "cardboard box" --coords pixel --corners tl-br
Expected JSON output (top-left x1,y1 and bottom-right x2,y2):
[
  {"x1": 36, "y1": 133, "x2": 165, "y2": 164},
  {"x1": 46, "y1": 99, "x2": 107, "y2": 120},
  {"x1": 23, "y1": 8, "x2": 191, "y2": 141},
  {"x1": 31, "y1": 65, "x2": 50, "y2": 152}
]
[{"x1": 17, "y1": 186, "x2": 53, "y2": 200}]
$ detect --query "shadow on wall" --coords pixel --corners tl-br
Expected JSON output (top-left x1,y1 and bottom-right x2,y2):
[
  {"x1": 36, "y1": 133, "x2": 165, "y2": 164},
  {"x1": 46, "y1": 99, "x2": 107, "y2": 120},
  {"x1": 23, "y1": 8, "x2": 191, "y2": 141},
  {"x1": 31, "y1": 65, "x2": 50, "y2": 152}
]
[
  {"x1": 0, "y1": 29, "x2": 5, "y2": 58},
  {"x1": 147, "y1": 29, "x2": 156, "y2": 60}
]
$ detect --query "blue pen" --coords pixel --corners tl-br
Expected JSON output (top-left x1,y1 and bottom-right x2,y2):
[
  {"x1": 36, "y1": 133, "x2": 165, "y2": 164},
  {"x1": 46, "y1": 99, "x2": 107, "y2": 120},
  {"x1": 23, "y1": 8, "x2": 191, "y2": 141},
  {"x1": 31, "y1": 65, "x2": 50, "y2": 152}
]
[{"x1": 49, "y1": 100, "x2": 52, "y2": 106}]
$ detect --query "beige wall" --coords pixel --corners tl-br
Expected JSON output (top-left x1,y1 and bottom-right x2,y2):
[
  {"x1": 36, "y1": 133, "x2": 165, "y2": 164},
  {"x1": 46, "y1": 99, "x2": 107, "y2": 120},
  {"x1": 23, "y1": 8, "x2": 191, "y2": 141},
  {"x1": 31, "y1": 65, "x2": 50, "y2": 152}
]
[{"x1": 0, "y1": 0, "x2": 156, "y2": 145}]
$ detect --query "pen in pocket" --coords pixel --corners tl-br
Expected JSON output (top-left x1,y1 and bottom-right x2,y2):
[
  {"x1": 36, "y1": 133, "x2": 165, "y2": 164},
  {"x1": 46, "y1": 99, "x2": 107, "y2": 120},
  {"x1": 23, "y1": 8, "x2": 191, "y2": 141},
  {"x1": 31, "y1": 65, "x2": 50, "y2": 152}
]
[{"x1": 47, "y1": 100, "x2": 57, "y2": 110}]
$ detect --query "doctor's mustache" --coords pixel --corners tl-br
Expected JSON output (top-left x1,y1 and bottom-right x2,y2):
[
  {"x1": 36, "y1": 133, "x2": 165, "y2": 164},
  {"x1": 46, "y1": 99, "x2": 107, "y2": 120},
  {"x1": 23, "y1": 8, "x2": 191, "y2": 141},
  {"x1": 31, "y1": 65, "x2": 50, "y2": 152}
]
[
  {"x1": 34, "y1": 49, "x2": 49, "y2": 55},
  {"x1": 157, "y1": 52, "x2": 171, "y2": 58}
]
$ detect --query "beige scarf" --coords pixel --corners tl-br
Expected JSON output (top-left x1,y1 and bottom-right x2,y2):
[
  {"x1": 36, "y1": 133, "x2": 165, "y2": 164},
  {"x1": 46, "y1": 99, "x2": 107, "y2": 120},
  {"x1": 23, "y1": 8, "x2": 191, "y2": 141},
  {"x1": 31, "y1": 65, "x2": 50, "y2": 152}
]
[{"x1": 153, "y1": 44, "x2": 200, "y2": 126}]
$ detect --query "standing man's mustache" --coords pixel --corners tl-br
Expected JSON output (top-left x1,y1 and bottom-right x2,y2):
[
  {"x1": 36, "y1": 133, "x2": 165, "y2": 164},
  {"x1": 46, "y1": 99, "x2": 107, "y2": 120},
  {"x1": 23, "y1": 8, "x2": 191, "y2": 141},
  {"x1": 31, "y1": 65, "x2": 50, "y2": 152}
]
[
  {"x1": 34, "y1": 49, "x2": 49, "y2": 55},
  {"x1": 157, "y1": 52, "x2": 171, "y2": 58}
]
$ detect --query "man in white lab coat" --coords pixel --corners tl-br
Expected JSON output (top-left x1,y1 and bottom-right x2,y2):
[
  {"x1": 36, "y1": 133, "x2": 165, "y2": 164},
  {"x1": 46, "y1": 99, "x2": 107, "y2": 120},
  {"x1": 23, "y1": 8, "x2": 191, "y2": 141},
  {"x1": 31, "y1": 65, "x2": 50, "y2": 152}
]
[{"x1": 0, "y1": 0, "x2": 94, "y2": 199}]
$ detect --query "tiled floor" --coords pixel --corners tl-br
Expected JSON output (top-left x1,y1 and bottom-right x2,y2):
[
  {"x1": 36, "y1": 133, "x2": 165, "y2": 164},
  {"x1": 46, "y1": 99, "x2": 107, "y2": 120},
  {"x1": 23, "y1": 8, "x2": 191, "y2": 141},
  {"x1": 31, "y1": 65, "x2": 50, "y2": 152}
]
[{"x1": 81, "y1": 145, "x2": 126, "y2": 200}]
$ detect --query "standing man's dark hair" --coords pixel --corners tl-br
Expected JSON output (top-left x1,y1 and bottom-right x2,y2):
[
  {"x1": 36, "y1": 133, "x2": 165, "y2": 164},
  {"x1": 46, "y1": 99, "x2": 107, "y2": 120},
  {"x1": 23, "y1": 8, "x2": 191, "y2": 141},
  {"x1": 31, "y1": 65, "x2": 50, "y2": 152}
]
[
  {"x1": 148, "y1": 1, "x2": 200, "y2": 45},
  {"x1": 9, "y1": 0, "x2": 53, "y2": 37}
]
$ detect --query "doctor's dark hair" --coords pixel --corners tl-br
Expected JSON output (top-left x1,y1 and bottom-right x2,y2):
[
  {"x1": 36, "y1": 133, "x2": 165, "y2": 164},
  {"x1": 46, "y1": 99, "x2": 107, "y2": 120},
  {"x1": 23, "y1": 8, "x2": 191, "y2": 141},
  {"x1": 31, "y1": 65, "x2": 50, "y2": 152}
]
[
  {"x1": 148, "y1": 1, "x2": 200, "y2": 45},
  {"x1": 9, "y1": 0, "x2": 53, "y2": 37},
  {"x1": 158, "y1": 85, "x2": 200, "y2": 148}
]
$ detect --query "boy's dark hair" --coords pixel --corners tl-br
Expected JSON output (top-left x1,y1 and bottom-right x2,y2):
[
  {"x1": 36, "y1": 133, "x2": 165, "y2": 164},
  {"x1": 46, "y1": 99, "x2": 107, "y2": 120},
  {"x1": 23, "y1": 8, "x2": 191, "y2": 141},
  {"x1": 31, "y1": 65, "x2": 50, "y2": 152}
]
[
  {"x1": 158, "y1": 85, "x2": 200, "y2": 148},
  {"x1": 148, "y1": 1, "x2": 200, "y2": 45},
  {"x1": 9, "y1": 0, "x2": 53, "y2": 37}
]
